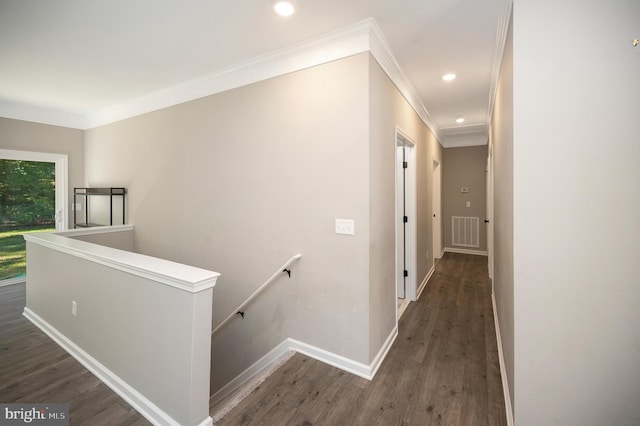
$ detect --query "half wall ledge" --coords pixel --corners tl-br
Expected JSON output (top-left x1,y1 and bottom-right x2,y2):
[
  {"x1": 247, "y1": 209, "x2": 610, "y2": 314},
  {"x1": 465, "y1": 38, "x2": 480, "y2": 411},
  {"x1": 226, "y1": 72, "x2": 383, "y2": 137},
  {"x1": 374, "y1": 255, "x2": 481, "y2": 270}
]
[{"x1": 23, "y1": 227, "x2": 220, "y2": 426}]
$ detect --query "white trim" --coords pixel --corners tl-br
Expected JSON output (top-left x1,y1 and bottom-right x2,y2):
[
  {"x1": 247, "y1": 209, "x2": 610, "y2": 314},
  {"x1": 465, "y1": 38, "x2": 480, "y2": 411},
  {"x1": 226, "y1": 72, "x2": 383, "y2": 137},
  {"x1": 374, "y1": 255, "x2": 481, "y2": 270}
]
[
  {"x1": 492, "y1": 293, "x2": 514, "y2": 426},
  {"x1": 0, "y1": 99, "x2": 89, "y2": 129},
  {"x1": 395, "y1": 127, "x2": 418, "y2": 301},
  {"x1": 369, "y1": 23, "x2": 442, "y2": 144},
  {"x1": 55, "y1": 224, "x2": 134, "y2": 237},
  {"x1": 23, "y1": 232, "x2": 219, "y2": 293},
  {"x1": 0, "y1": 277, "x2": 25, "y2": 287},
  {"x1": 292, "y1": 326, "x2": 398, "y2": 380},
  {"x1": 212, "y1": 254, "x2": 302, "y2": 335},
  {"x1": 487, "y1": 0, "x2": 514, "y2": 125},
  {"x1": 365, "y1": 324, "x2": 398, "y2": 379},
  {"x1": 209, "y1": 340, "x2": 293, "y2": 406},
  {"x1": 85, "y1": 19, "x2": 373, "y2": 129},
  {"x1": 441, "y1": 136, "x2": 489, "y2": 148},
  {"x1": 289, "y1": 338, "x2": 372, "y2": 380},
  {"x1": 211, "y1": 327, "x2": 399, "y2": 409},
  {"x1": 1, "y1": 19, "x2": 443, "y2": 146},
  {"x1": 23, "y1": 308, "x2": 209, "y2": 426},
  {"x1": 444, "y1": 247, "x2": 488, "y2": 256},
  {"x1": 0, "y1": 149, "x2": 68, "y2": 231},
  {"x1": 197, "y1": 418, "x2": 213, "y2": 426},
  {"x1": 432, "y1": 158, "x2": 442, "y2": 259},
  {"x1": 416, "y1": 265, "x2": 435, "y2": 300}
]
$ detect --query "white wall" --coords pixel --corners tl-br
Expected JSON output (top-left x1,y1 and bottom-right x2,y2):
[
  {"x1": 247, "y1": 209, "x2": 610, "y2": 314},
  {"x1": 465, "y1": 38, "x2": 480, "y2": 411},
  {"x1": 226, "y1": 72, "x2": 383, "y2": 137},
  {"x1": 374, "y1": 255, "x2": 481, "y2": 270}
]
[{"x1": 512, "y1": 1, "x2": 640, "y2": 424}]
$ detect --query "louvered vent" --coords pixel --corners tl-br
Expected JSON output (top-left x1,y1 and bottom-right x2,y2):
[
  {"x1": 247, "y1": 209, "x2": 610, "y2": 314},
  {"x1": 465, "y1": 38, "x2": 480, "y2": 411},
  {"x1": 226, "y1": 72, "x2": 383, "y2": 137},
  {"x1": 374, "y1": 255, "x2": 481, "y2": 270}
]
[{"x1": 452, "y1": 216, "x2": 479, "y2": 248}]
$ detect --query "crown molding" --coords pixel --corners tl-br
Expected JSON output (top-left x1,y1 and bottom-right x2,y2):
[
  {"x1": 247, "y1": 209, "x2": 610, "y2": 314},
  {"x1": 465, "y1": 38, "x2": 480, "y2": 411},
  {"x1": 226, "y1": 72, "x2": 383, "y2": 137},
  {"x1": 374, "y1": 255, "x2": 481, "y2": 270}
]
[
  {"x1": 85, "y1": 18, "x2": 377, "y2": 129},
  {"x1": 0, "y1": 17, "x2": 440, "y2": 141},
  {"x1": 487, "y1": 0, "x2": 513, "y2": 124},
  {"x1": 0, "y1": 98, "x2": 88, "y2": 129},
  {"x1": 366, "y1": 20, "x2": 443, "y2": 144},
  {"x1": 440, "y1": 123, "x2": 488, "y2": 148}
]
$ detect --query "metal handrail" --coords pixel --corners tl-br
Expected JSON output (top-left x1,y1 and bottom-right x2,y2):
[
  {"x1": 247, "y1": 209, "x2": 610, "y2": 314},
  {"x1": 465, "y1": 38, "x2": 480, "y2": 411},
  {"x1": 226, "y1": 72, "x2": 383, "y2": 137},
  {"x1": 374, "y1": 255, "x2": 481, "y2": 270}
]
[{"x1": 211, "y1": 253, "x2": 302, "y2": 335}]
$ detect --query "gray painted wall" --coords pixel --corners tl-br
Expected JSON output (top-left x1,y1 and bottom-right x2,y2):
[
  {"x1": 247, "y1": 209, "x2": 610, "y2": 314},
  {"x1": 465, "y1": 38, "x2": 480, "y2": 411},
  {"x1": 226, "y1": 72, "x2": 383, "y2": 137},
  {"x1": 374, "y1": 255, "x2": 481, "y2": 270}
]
[
  {"x1": 493, "y1": 1, "x2": 640, "y2": 424},
  {"x1": 0, "y1": 118, "x2": 84, "y2": 229},
  {"x1": 442, "y1": 145, "x2": 487, "y2": 252},
  {"x1": 82, "y1": 52, "x2": 443, "y2": 395},
  {"x1": 368, "y1": 56, "x2": 442, "y2": 356},
  {"x1": 490, "y1": 11, "x2": 514, "y2": 417},
  {"x1": 62, "y1": 228, "x2": 134, "y2": 251},
  {"x1": 84, "y1": 53, "x2": 383, "y2": 394}
]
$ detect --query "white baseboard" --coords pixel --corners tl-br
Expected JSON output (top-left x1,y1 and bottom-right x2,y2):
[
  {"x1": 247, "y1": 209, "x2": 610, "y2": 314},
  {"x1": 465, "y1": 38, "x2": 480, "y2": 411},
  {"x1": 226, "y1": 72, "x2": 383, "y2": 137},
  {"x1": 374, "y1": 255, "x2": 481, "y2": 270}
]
[
  {"x1": 290, "y1": 325, "x2": 398, "y2": 380},
  {"x1": 416, "y1": 265, "x2": 435, "y2": 300},
  {"x1": 210, "y1": 340, "x2": 294, "y2": 406},
  {"x1": 367, "y1": 325, "x2": 398, "y2": 378},
  {"x1": 491, "y1": 293, "x2": 514, "y2": 426},
  {"x1": 444, "y1": 247, "x2": 488, "y2": 256},
  {"x1": 23, "y1": 308, "x2": 207, "y2": 426},
  {"x1": 212, "y1": 326, "x2": 399, "y2": 409},
  {"x1": 0, "y1": 277, "x2": 26, "y2": 287}
]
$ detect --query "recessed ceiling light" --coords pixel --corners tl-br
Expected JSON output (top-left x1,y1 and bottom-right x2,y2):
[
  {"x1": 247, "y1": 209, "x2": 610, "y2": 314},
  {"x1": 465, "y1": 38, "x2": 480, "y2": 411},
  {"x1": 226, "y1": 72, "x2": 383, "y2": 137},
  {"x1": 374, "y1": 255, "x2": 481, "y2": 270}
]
[
  {"x1": 274, "y1": 1, "x2": 295, "y2": 16},
  {"x1": 442, "y1": 73, "x2": 456, "y2": 81},
  {"x1": 456, "y1": 117, "x2": 465, "y2": 124}
]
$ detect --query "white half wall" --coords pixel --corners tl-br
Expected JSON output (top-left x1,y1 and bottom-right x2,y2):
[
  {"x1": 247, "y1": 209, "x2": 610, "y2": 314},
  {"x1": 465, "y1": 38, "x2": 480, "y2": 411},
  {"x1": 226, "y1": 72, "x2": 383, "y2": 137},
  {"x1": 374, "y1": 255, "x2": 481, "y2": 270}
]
[{"x1": 24, "y1": 231, "x2": 219, "y2": 426}]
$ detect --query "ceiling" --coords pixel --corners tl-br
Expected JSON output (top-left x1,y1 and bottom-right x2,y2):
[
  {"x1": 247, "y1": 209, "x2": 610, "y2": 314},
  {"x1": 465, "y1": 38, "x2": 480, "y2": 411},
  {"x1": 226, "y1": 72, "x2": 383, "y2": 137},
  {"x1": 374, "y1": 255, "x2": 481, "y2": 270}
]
[{"x1": 0, "y1": 0, "x2": 511, "y2": 145}]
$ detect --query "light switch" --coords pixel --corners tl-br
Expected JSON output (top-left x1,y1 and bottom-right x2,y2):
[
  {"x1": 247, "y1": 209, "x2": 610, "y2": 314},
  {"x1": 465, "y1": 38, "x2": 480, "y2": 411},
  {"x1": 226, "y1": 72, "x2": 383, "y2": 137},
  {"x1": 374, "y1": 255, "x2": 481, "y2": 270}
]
[
  {"x1": 466, "y1": 201, "x2": 471, "y2": 208},
  {"x1": 335, "y1": 219, "x2": 355, "y2": 235}
]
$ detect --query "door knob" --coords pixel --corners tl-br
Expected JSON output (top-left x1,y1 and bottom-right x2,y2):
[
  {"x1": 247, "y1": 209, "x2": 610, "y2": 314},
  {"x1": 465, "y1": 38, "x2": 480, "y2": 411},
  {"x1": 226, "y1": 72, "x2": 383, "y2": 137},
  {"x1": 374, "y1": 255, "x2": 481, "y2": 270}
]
[{"x1": 484, "y1": 219, "x2": 490, "y2": 223}]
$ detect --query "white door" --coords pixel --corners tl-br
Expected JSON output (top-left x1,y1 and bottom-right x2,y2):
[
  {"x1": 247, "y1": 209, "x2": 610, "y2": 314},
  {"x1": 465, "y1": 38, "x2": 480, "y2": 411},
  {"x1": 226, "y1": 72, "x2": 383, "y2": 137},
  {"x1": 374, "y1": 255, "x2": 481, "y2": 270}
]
[
  {"x1": 486, "y1": 143, "x2": 494, "y2": 278},
  {"x1": 396, "y1": 145, "x2": 406, "y2": 299},
  {"x1": 432, "y1": 160, "x2": 442, "y2": 259},
  {"x1": 395, "y1": 130, "x2": 417, "y2": 301}
]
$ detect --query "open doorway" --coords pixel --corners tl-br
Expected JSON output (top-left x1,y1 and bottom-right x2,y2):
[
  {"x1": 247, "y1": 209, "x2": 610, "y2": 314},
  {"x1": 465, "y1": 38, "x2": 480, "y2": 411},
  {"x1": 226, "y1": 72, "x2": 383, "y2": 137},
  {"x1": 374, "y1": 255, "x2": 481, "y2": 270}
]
[
  {"x1": 432, "y1": 159, "x2": 442, "y2": 259},
  {"x1": 0, "y1": 150, "x2": 68, "y2": 285}
]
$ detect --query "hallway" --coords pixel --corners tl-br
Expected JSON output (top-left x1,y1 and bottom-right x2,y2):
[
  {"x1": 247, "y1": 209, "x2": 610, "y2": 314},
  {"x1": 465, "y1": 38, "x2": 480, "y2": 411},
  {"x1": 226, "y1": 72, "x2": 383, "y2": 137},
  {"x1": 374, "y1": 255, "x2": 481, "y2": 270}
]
[{"x1": 213, "y1": 252, "x2": 507, "y2": 425}]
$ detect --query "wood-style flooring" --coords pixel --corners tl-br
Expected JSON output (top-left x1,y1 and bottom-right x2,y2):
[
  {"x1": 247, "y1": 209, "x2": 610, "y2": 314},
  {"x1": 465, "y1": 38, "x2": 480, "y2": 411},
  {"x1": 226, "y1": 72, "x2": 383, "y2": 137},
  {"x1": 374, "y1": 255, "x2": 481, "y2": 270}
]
[
  {"x1": 213, "y1": 253, "x2": 507, "y2": 425},
  {"x1": 0, "y1": 252, "x2": 505, "y2": 425},
  {"x1": 0, "y1": 282, "x2": 148, "y2": 425}
]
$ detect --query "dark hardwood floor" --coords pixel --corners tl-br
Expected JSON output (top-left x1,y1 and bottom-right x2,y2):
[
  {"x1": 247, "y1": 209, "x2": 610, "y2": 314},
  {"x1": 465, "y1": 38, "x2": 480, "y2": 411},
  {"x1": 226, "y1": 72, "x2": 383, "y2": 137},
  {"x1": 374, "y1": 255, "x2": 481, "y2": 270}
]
[
  {"x1": 1, "y1": 252, "x2": 505, "y2": 425},
  {"x1": 0, "y1": 282, "x2": 149, "y2": 426},
  {"x1": 213, "y1": 253, "x2": 506, "y2": 425}
]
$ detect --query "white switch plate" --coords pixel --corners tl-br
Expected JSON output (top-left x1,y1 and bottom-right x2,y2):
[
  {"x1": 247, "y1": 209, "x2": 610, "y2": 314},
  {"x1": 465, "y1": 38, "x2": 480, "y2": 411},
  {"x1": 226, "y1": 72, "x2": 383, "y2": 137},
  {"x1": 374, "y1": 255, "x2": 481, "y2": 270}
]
[
  {"x1": 335, "y1": 218, "x2": 355, "y2": 235},
  {"x1": 466, "y1": 201, "x2": 471, "y2": 207},
  {"x1": 72, "y1": 300, "x2": 77, "y2": 317}
]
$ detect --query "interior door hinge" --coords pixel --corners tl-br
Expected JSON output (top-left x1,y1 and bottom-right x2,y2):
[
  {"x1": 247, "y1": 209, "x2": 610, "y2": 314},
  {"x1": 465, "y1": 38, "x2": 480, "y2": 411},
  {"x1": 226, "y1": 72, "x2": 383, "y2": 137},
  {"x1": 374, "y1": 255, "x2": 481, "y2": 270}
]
[
  {"x1": 404, "y1": 270, "x2": 408, "y2": 277},
  {"x1": 403, "y1": 161, "x2": 408, "y2": 169},
  {"x1": 403, "y1": 216, "x2": 408, "y2": 223}
]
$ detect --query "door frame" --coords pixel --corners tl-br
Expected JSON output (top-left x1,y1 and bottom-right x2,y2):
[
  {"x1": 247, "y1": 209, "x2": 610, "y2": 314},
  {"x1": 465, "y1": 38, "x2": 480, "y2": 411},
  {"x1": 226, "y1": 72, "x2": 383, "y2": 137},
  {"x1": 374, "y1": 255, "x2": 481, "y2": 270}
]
[
  {"x1": 0, "y1": 149, "x2": 68, "y2": 231},
  {"x1": 486, "y1": 140, "x2": 495, "y2": 279},
  {"x1": 395, "y1": 127, "x2": 417, "y2": 302},
  {"x1": 432, "y1": 159, "x2": 442, "y2": 259}
]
